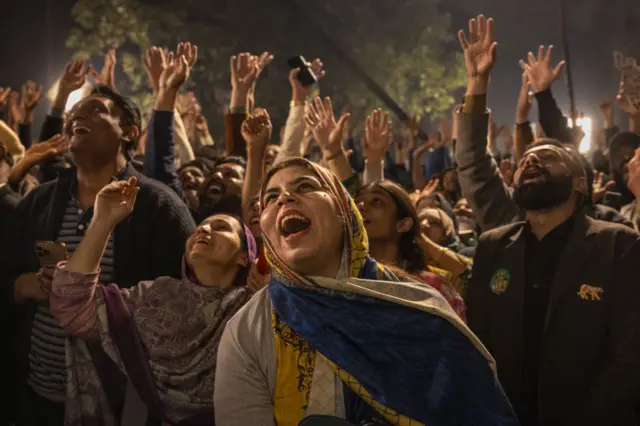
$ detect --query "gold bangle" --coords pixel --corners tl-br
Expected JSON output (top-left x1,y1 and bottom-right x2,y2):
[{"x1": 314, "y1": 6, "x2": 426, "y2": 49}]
[{"x1": 290, "y1": 100, "x2": 307, "y2": 107}]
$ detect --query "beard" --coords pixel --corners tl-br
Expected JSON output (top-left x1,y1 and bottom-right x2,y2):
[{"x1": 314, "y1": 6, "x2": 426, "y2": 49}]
[
  {"x1": 513, "y1": 172, "x2": 574, "y2": 211},
  {"x1": 197, "y1": 193, "x2": 243, "y2": 222}
]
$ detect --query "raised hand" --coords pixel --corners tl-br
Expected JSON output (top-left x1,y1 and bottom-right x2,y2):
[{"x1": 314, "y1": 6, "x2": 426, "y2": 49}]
[
  {"x1": 290, "y1": 58, "x2": 326, "y2": 102},
  {"x1": 230, "y1": 53, "x2": 259, "y2": 96},
  {"x1": 176, "y1": 42, "x2": 198, "y2": 68},
  {"x1": 304, "y1": 96, "x2": 350, "y2": 159},
  {"x1": 19, "y1": 81, "x2": 42, "y2": 124},
  {"x1": 519, "y1": 45, "x2": 565, "y2": 94},
  {"x1": 59, "y1": 60, "x2": 89, "y2": 95},
  {"x1": 458, "y1": 14, "x2": 497, "y2": 92},
  {"x1": 143, "y1": 46, "x2": 167, "y2": 92},
  {"x1": 93, "y1": 176, "x2": 139, "y2": 229},
  {"x1": 255, "y1": 51, "x2": 274, "y2": 80},
  {"x1": 516, "y1": 72, "x2": 534, "y2": 124},
  {"x1": 592, "y1": 170, "x2": 616, "y2": 203},
  {"x1": 21, "y1": 81, "x2": 42, "y2": 111},
  {"x1": 241, "y1": 108, "x2": 273, "y2": 153},
  {"x1": 617, "y1": 81, "x2": 640, "y2": 118},
  {"x1": 89, "y1": 49, "x2": 117, "y2": 91},
  {"x1": 158, "y1": 52, "x2": 191, "y2": 92},
  {"x1": 0, "y1": 87, "x2": 11, "y2": 107},
  {"x1": 23, "y1": 134, "x2": 69, "y2": 165},
  {"x1": 364, "y1": 108, "x2": 392, "y2": 164},
  {"x1": 420, "y1": 178, "x2": 440, "y2": 197}
]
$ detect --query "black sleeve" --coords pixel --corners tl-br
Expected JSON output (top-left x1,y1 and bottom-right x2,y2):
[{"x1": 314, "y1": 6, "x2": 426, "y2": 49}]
[
  {"x1": 0, "y1": 189, "x2": 42, "y2": 313},
  {"x1": 38, "y1": 115, "x2": 67, "y2": 182},
  {"x1": 143, "y1": 110, "x2": 186, "y2": 202},
  {"x1": 18, "y1": 123, "x2": 32, "y2": 150},
  {"x1": 535, "y1": 88, "x2": 573, "y2": 144}
]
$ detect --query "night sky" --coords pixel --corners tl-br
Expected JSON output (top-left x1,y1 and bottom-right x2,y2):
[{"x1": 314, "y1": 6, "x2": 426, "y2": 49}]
[{"x1": 2, "y1": 0, "x2": 638, "y2": 132}]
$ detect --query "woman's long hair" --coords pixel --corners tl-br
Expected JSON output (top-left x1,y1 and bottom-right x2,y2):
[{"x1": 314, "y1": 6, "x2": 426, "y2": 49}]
[{"x1": 358, "y1": 180, "x2": 428, "y2": 274}]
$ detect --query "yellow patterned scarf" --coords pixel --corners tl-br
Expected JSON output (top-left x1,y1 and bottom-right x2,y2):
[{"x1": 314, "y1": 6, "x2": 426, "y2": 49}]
[{"x1": 259, "y1": 158, "x2": 404, "y2": 425}]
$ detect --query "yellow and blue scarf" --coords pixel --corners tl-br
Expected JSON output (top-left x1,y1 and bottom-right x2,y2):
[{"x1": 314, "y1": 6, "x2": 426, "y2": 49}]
[{"x1": 260, "y1": 158, "x2": 518, "y2": 426}]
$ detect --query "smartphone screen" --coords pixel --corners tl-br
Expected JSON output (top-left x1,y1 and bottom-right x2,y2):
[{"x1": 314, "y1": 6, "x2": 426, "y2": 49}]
[{"x1": 287, "y1": 56, "x2": 317, "y2": 87}]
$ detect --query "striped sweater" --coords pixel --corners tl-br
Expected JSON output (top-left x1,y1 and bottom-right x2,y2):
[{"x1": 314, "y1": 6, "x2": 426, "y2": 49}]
[{"x1": 28, "y1": 197, "x2": 115, "y2": 401}]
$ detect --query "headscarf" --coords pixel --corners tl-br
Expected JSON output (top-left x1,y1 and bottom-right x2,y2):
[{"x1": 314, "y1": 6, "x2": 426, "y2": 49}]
[
  {"x1": 260, "y1": 158, "x2": 518, "y2": 426},
  {"x1": 259, "y1": 157, "x2": 392, "y2": 285}
]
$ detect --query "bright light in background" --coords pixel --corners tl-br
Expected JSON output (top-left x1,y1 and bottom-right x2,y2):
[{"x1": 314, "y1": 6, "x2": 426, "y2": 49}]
[
  {"x1": 46, "y1": 80, "x2": 91, "y2": 112},
  {"x1": 568, "y1": 116, "x2": 592, "y2": 154},
  {"x1": 65, "y1": 88, "x2": 86, "y2": 111}
]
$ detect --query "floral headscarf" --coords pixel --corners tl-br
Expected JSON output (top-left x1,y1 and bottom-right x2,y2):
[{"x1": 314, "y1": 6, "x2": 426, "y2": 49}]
[{"x1": 259, "y1": 157, "x2": 393, "y2": 285}]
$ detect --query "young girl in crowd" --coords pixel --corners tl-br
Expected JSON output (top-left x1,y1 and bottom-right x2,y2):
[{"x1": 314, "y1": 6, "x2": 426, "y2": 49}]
[
  {"x1": 214, "y1": 158, "x2": 518, "y2": 426},
  {"x1": 355, "y1": 180, "x2": 467, "y2": 318},
  {"x1": 50, "y1": 177, "x2": 256, "y2": 425}
]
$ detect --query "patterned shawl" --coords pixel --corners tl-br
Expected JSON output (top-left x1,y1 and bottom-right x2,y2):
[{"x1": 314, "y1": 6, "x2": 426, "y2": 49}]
[{"x1": 259, "y1": 158, "x2": 519, "y2": 426}]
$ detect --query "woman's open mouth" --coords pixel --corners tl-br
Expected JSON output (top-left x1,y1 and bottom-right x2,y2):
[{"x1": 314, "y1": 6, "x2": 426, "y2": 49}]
[{"x1": 279, "y1": 212, "x2": 312, "y2": 242}]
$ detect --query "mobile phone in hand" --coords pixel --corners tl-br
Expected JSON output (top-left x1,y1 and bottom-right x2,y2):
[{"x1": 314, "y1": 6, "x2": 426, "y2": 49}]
[
  {"x1": 287, "y1": 56, "x2": 317, "y2": 87},
  {"x1": 36, "y1": 241, "x2": 69, "y2": 268}
]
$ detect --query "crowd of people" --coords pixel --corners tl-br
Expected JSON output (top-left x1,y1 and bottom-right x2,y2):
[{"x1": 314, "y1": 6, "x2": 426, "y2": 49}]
[{"x1": 1, "y1": 12, "x2": 640, "y2": 426}]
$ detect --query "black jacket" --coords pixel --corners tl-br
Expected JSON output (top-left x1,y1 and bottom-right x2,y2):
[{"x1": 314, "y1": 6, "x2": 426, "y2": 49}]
[
  {"x1": 0, "y1": 162, "x2": 195, "y2": 422},
  {"x1": 468, "y1": 214, "x2": 640, "y2": 426}
]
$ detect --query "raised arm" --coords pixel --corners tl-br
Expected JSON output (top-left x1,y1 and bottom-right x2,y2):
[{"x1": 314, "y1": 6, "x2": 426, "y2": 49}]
[
  {"x1": 15, "y1": 81, "x2": 43, "y2": 150},
  {"x1": 144, "y1": 43, "x2": 196, "y2": 197},
  {"x1": 226, "y1": 52, "x2": 272, "y2": 157},
  {"x1": 274, "y1": 58, "x2": 326, "y2": 166},
  {"x1": 455, "y1": 14, "x2": 520, "y2": 232},
  {"x1": 514, "y1": 72, "x2": 535, "y2": 160},
  {"x1": 520, "y1": 45, "x2": 572, "y2": 144},
  {"x1": 362, "y1": 108, "x2": 391, "y2": 184},
  {"x1": 305, "y1": 96, "x2": 353, "y2": 182},
  {"x1": 8, "y1": 134, "x2": 68, "y2": 191},
  {"x1": 51, "y1": 177, "x2": 139, "y2": 337},
  {"x1": 617, "y1": 81, "x2": 640, "y2": 136},
  {"x1": 241, "y1": 109, "x2": 272, "y2": 222}
]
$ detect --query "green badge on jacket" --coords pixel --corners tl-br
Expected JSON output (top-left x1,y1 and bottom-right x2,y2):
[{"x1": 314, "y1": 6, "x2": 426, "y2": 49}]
[{"x1": 490, "y1": 269, "x2": 510, "y2": 295}]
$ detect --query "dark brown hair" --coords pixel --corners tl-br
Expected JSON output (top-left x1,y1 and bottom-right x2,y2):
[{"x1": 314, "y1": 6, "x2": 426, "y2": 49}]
[{"x1": 358, "y1": 180, "x2": 427, "y2": 274}]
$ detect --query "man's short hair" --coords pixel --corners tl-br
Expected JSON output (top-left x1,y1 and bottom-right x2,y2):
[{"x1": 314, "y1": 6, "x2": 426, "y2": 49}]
[
  {"x1": 90, "y1": 85, "x2": 142, "y2": 146},
  {"x1": 178, "y1": 159, "x2": 214, "y2": 175},
  {"x1": 214, "y1": 155, "x2": 247, "y2": 170}
]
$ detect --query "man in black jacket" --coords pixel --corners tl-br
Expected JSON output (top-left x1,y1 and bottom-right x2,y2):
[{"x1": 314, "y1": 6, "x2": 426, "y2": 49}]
[
  {"x1": 459, "y1": 15, "x2": 640, "y2": 426},
  {"x1": 0, "y1": 67, "x2": 195, "y2": 426}
]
